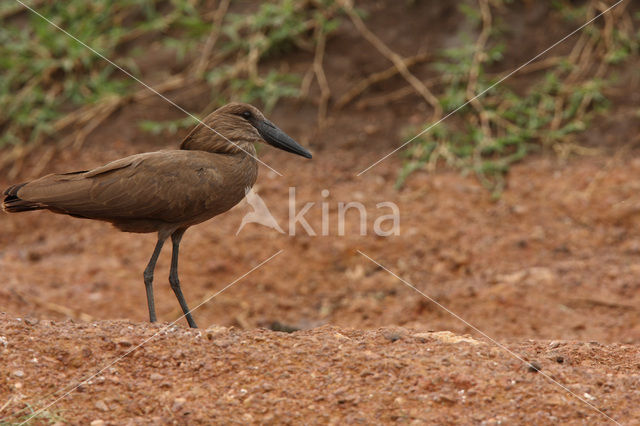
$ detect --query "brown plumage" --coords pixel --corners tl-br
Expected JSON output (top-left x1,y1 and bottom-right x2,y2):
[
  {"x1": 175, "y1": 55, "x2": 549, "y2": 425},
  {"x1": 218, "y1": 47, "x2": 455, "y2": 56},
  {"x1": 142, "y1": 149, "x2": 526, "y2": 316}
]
[{"x1": 2, "y1": 103, "x2": 312, "y2": 328}]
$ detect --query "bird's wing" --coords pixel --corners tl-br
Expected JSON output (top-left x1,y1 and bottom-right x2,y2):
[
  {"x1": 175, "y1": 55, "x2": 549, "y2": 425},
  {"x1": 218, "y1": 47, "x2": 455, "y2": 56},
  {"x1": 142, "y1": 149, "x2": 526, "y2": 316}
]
[{"x1": 18, "y1": 151, "x2": 225, "y2": 223}]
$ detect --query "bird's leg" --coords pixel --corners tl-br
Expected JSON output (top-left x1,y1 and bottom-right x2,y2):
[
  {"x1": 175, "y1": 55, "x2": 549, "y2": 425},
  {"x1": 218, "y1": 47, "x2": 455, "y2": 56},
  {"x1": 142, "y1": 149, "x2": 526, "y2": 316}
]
[
  {"x1": 169, "y1": 229, "x2": 198, "y2": 328},
  {"x1": 143, "y1": 237, "x2": 166, "y2": 323}
]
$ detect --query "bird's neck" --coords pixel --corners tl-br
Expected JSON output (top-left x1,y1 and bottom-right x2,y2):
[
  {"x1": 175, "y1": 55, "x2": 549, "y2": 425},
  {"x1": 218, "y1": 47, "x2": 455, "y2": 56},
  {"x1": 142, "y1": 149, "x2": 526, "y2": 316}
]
[{"x1": 181, "y1": 135, "x2": 256, "y2": 157}]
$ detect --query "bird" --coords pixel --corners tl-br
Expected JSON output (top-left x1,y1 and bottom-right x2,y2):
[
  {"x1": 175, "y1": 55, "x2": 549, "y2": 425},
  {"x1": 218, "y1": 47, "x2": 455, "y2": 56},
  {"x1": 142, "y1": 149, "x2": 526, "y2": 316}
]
[{"x1": 2, "y1": 102, "x2": 312, "y2": 328}]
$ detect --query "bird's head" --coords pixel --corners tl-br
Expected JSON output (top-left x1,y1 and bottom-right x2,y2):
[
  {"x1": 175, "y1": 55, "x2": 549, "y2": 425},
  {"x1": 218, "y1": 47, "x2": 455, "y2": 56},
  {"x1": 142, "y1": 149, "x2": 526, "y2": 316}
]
[{"x1": 181, "y1": 103, "x2": 312, "y2": 159}]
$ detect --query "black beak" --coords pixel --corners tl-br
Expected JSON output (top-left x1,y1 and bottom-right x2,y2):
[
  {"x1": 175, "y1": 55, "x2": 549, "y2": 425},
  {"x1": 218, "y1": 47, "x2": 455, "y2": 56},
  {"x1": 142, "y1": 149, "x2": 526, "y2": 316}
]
[{"x1": 255, "y1": 119, "x2": 312, "y2": 159}]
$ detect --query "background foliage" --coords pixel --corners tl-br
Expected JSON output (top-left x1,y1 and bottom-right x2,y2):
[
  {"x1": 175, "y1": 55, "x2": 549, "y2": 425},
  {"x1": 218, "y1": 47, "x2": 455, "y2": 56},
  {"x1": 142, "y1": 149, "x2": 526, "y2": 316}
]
[{"x1": 1, "y1": 0, "x2": 637, "y2": 192}]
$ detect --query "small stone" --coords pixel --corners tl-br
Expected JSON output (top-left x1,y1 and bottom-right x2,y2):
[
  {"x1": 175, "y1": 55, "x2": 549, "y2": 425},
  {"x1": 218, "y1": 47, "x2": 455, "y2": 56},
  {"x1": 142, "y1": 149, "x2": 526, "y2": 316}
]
[
  {"x1": 172, "y1": 397, "x2": 186, "y2": 411},
  {"x1": 415, "y1": 331, "x2": 482, "y2": 346},
  {"x1": 27, "y1": 251, "x2": 42, "y2": 262},
  {"x1": 13, "y1": 370, "x2": 24, "y2": 377},
  {"x1": 24, "y1": 317, "x2": 39, "y2": 326},
  {"x1": 413, "y1": 332, "x2": 432, "y2": 343},
  {"x1": 94, "y1": 400, "x2": 108, "y2": 411},
  {"x1": 115, "y1": 338, "x2": 133, "y2": 347},
  {"x1": 364, "y1": 124, "x2": 379, "y2": 135},
  {"x1": 381, "y1": 328, "x2": 405, "y2": 342},
  {"x1": 269, "y1": 322, "x2": 299, "y2": 333},
  {"x1": 214, "y1": 339, "x2": 232, "y2": 348},
  {"x1": 512, "y1": 205, "x2": 528, "y2": 215},
  {"x1": 205, "y1": 325, "x2": 228, "y2": 340},
  {"x1": 90, "y1": 420, "x2": 105, "y2": 426},
  {"x1": 334, "y1": 332, "x2": 351, "y2": 341},
  {"x1": 432, "y1": 394, "x2": 456, "y2": 405},
  {"x1": 150, "y1": 373, "x2": 163, "y2": 381},
  {"x1": 528, "y1": 361, "x2": 542, "y2": 373}
]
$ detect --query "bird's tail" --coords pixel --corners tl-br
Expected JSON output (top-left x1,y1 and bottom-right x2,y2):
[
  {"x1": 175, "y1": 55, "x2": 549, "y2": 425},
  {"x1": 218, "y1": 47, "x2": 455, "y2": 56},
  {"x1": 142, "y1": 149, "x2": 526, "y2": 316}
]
[{"x1": 2, "y1": 183, "x2": 43, "y2": 213}]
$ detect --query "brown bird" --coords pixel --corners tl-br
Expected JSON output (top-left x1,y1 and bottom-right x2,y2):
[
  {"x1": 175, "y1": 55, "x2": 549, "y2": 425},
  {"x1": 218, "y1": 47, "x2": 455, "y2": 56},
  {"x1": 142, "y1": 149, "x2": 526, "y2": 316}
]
[{"x1": 2, "y1": 103, "x2": 311, "y2": 328}]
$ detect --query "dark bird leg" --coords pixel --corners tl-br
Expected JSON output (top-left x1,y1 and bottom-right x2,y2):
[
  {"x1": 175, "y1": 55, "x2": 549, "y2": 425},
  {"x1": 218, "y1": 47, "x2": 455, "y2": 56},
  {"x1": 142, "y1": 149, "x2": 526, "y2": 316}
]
[
  {"x1": 169, "y1": 229, "x2": 198, "y2": 328},
  {"x1": 143, "y1": 236, "x2": 166, "y2": 323}
]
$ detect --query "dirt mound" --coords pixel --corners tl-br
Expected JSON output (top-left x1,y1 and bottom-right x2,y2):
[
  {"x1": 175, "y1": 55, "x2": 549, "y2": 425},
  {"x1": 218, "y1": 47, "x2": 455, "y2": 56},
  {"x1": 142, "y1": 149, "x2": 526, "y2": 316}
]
[{"x1": 1, "y1": 316, "x2": 638, "y2": 424}]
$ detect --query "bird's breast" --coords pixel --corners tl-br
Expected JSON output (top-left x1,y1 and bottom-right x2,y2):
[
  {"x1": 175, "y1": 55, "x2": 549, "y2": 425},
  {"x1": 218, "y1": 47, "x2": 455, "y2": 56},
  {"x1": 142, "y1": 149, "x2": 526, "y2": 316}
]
[{"x1": 196, "y1": 153, "x2": 257, "y2": 219}]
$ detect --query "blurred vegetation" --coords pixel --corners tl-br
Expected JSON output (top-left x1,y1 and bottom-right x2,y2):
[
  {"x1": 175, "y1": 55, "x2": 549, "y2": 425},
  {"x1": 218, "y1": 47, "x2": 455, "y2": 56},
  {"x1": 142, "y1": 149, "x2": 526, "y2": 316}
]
[
  {"x1": 0, "y1": 0, "x2": 342, "y2": 158},
  {"x1": 5, "y1": 400, "x2": 66, "y2": 424},
  {"x1": 1, "y1": 0, "x2": 638, "y2": 192},
  {"x1": 398, "y1": 0, "x2": 639, "y2": 195}
]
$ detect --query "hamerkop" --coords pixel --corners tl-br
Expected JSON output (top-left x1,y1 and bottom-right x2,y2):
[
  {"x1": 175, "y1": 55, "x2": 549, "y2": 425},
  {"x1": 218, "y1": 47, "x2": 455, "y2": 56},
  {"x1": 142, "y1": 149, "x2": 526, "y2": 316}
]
[{"x1": 2, "y1": 103, "x2": 311, "y2": 328}]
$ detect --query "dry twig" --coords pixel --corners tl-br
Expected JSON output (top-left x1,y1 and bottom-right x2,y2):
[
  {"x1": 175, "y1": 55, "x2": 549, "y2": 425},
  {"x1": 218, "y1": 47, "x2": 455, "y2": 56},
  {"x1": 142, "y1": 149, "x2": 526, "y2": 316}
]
[
  {"x1": 193, "y1": 0, "x2": 231, "y2": 78},
  {"x1": 0, "y1": 0, "x2": 45, "y2": 20},
  {"x1": 354, "y1": 76, "x2": 440, "y2": 109},
  {"x1": 336, "y1": 52, "x2": 430, "y2": 109},
  {"x1": 467, "y1": 0, "x2": 492, "y2": 139},
  {"x1": 355, "y1": 86, "x2": 415, "y2": 109},
  {"x1": 339, "y1": 0, "x2": 442, "y2": 120},
  {"x1": 313, "y1": 26, "x2": 331, "y2": 126}
]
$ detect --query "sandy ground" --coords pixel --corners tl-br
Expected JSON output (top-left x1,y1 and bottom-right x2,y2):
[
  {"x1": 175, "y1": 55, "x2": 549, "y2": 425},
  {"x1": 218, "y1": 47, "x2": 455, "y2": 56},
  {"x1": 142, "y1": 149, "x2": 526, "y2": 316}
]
[
  {"x1": 3, "y1": 151, "x2": 640, "y2": 424},
  {"x1": 2, "y1": 317, "x2": 640, "y2": 424}
]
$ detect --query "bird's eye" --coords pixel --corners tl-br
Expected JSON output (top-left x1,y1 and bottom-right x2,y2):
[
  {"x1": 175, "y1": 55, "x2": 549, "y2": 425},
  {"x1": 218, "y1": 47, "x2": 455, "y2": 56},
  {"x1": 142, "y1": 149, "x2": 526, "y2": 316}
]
[{"x1": 242, "y1": 110, "x2": 252, "y2": 119}]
